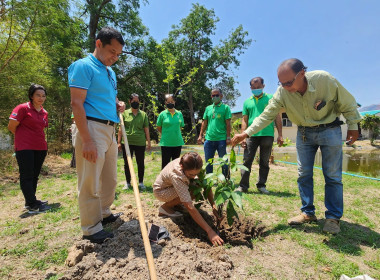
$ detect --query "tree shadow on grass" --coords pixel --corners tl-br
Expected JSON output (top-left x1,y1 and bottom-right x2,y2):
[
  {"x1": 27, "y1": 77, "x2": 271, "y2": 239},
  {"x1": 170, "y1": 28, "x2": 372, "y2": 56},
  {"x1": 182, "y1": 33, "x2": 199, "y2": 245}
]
[
  {"x1": 265, "y1": 220, "x2": 380, "y2": 256},
  {"x1": 19, "y1": 202, "x2": 61, "y2": 218}
]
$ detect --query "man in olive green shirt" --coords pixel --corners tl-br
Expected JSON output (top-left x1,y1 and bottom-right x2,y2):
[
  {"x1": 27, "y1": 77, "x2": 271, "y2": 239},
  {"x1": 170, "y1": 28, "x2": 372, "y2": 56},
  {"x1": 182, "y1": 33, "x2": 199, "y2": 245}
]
[
  {"x1": 197, "y1": 88, "x2": 231, "y2": 177},
  {"x1": 232, "y1": 58, "x2": 361, "y2": 234}
]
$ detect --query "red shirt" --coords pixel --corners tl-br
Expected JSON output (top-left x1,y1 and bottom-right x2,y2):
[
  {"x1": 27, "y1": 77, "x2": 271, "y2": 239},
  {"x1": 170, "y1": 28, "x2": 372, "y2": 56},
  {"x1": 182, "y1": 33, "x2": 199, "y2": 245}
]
[{"x1": 9, "y1": 102, "x2": 48, "y2": 151}]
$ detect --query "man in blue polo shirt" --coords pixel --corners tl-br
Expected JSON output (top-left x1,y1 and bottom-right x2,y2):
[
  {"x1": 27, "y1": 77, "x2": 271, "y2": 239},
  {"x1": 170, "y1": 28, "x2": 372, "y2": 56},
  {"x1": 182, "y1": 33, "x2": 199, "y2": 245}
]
[
  {"x1": 236, "y1": 77, "x2": 283, "y2": 194},
  {"x1": 69, "y1": 27, "x2": 125, "y2": 244}
]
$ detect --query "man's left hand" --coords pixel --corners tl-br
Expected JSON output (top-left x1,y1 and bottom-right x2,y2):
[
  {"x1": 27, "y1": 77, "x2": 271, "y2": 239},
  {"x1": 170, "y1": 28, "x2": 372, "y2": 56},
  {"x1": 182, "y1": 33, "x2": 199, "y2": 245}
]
[
  {"x1": 277, "y1": 136, "x2": 284, "y2": 147},
  {"x1": 117, "y1": 101, "x2": 126, "y2": 112},
  {"x1": 346, "y1": 130, "x2": 359, "y2": 145},
  {"x1": 226, "y1": 138, "x2": 231, "y2": 145}
]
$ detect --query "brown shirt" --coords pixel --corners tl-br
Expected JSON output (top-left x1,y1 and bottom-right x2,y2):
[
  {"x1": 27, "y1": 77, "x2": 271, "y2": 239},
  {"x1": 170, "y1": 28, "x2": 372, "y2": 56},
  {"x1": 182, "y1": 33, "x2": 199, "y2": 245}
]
[{"x1": 153, "y1": 158, "x2": 192, "y2": 202}]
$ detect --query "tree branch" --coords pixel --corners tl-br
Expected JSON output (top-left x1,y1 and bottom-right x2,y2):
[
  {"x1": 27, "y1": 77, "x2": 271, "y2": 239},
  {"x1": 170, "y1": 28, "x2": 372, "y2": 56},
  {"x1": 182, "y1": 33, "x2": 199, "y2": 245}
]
[
  {"x1": 0, "y1": 6, "x2": 37, "y2": 73},
  {"x1": 0, "y1": 2, "x2": 13, "y2": 62}
]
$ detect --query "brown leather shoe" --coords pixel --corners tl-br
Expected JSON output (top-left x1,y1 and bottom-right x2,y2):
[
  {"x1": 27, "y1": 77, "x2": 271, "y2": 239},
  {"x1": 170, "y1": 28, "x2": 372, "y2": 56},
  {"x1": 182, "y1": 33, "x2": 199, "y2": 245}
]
[
  {"x1": 323, "y1": 219, "x2": 340, "y2": 234},
  {"x1": 288, "y1": 213, "x2": 317, "y2": 225}
]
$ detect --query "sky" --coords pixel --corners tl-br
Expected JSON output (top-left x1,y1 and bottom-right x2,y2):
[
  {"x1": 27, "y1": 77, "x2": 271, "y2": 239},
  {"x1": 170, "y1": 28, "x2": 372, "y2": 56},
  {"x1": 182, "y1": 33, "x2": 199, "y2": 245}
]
[{"x1": 139, "y1": 0, "x2": 380, "y2": 112}]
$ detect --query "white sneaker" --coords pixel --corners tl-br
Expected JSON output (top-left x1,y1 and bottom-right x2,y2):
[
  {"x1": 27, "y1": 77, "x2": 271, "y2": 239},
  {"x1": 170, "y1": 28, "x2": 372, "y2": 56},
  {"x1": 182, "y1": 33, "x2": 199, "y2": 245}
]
[
  {"x1": 258, "y1": 187, "x2": 269, "y2": 194},
  {"x1": 139, "y1": 182, "x2": 146, "y2": 191},
  {"x1": 123, "y1": 183, "x2": 131, "y2": 190}
]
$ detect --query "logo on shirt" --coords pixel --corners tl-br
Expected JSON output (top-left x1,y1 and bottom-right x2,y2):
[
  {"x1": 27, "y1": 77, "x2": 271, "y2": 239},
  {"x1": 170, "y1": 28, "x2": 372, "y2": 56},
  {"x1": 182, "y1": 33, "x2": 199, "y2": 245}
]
[{"x1": 11, "y1": 112, "x2": 17, "y2": 117}]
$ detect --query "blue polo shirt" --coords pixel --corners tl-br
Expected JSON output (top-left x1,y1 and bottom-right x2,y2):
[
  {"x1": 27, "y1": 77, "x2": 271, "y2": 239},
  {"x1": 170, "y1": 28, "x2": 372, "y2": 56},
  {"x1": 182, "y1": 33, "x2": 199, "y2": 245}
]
[{"x1": 68, "y1": 54, "x2": 119, "y2": 123}]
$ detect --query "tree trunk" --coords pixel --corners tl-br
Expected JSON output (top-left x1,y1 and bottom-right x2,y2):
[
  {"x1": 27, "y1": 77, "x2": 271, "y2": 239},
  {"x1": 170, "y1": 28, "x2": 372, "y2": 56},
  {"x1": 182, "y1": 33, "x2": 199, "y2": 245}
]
[{"x1": 187, "y1": 89, "x2": 198, "y2": 144}]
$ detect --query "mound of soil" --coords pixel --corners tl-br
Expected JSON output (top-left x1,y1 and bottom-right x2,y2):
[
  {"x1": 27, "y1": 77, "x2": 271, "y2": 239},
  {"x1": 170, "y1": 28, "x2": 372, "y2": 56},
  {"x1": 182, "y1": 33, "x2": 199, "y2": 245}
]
[{"x1": 60, "y1": 205, "x2": 265, "y2": 279}]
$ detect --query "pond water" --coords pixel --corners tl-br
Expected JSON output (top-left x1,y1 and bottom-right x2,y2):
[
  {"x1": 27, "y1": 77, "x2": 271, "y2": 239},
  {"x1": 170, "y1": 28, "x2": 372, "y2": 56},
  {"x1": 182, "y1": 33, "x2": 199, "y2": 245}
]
[{"x1": 273, "y1": 150, "x2": 380, "y2": 178}]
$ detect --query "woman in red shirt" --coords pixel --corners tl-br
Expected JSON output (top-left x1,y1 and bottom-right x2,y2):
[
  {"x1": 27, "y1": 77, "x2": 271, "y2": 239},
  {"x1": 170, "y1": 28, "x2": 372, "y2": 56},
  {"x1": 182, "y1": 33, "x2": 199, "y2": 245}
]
[{"x1": 8, "y1": 84, "x2": 51, "y2": 213}]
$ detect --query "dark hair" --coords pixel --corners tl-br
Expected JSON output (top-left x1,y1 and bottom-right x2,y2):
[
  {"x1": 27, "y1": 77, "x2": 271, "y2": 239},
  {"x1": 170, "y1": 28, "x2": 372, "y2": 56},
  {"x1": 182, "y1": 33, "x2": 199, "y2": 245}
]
[
  {"x1": 165, "y1": 94, "x2": 175, "y2": 102},
  {"x1": 129, "y1": 93, "x2": 139, "y2": 101},
  {"x1": 211, "y1": 88, "x2": 222, "y2": 95},
  {"x1": 249, "y1": 77, "x2": 264, "y2": 86},
  {"x1": 28, "y1": 84, "x2": 46, "y2": 102},
  {"x1": 279, "y1": 58, "x2": 307, "y2": 73},
  {"x1": 96, "y1": 27, "x2": 125, "y2": 46},
  {"x1": 180, "y1": 152, "x2": 203, "y2": 171}
]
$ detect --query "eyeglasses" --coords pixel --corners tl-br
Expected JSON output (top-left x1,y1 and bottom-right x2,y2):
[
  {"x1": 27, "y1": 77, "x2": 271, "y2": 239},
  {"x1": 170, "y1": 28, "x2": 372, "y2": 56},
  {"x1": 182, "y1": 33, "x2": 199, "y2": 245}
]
[
  {"x1": 106, "y1": 68, "x2": 117, "y2": 91},
  {"x1": 278, "y1": 70, "x2": 302, "y2": 87},
  {"x1": 211, "y1": 94, "x2": 220, "y2": 97}
]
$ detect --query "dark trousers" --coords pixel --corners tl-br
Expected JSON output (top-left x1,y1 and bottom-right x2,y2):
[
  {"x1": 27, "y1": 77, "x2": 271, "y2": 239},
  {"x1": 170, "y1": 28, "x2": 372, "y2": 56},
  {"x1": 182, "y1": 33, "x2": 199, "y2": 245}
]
[
  {"x1": 239, "y1": 136, "x2": 273, "y2": 190},
  {"x1": 161, "y1": 146, "x2": 182, "y2": 169},
  {"x1": 15, "y1": 150, "x2": 47, "y2": 207},
  {"x1": 121, "y1": 144, "x2": 146, "y2": 183}
]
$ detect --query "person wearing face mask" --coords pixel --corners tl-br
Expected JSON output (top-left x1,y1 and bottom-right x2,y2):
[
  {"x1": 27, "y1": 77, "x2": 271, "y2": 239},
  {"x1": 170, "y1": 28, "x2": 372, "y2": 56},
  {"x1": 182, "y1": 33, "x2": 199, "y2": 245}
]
[
  {"x1": 232, "y1": 58, "x2": 362, "y2": 234},
  {"x1": 118, "y1": 93, "x2": 151, "y2": 191},
  {"x1": 153, "y1": 152, "x2": 224, "y2": 246},
  {"x1": 157, "y1": 94, "x2": 185, "y2": 169},
  {"x1": 236, "y1": 77, "x2": 283, "y2": 194},
  {"x1": 197, "y1": 88, "x2": 231, "y2": 178}
]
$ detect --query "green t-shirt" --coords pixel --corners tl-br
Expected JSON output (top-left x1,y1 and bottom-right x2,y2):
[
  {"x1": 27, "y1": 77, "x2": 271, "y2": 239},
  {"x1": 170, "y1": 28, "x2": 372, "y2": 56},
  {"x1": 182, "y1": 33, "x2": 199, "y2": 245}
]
[
  {"x1": 203, "y1": 103, "x2": 231, "y2": 141},
  {"x1": 120, "y1": 109, "x2": 148, "y2": 146},
  {"x1": 157, "y1": 109, "x2": 185, "y2": 147},
  {"x1": 242, "y1": 93, "x2": 274, "y2": 137}
]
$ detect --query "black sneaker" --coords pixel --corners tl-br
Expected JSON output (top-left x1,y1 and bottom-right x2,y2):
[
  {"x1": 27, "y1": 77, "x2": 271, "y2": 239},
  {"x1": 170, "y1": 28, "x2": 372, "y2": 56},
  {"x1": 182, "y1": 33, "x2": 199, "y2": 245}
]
[
  {"x1": 27, "y1": 204, "x2": 51, "y2": 214},
  {"x1": 83, "y1": 229, "x2": 114, "y2": 244},
  {"x1": 102, "y1": 212, "x2": 123, "y2": 226},
  {"x1": 24, "y1": 200, "x2": 48, "y2": 210}
]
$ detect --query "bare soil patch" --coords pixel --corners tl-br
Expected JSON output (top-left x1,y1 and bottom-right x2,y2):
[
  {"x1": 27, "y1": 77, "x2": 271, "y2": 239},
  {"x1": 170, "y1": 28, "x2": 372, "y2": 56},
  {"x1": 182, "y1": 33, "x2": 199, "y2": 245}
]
[{"x1": 60, "y1": 204, "x2": 265, "y2": 280}]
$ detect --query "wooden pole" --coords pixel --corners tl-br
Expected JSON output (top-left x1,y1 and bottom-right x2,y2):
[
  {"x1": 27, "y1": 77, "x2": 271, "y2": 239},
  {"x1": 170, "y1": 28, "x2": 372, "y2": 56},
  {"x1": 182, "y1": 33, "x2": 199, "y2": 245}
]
[{"x1": 119, "y1": 113, "x2": 157, "y2": 280}]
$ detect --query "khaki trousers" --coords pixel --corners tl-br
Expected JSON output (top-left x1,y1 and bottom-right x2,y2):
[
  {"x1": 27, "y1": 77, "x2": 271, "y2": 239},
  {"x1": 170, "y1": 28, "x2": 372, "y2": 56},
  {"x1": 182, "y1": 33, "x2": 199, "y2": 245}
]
[{"x1": 74, "y1": 120, "x2": 118, "y2": 235}]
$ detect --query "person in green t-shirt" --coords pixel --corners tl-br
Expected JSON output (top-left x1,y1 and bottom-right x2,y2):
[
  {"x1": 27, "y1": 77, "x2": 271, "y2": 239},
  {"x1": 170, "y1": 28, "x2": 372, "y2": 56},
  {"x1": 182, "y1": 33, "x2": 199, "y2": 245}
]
[
  {"x1": 236, "y1": 77, "x2": 283, "y2": 195},
  {"x1": 118, "y1": 93, "x2": 151, "y2": 190},
  {"x1": 197, "y1": 88, "x2": 231, "y2": 177},
  {"x1": 157, "y1": 94, "x2": 185, "y2": 169}
]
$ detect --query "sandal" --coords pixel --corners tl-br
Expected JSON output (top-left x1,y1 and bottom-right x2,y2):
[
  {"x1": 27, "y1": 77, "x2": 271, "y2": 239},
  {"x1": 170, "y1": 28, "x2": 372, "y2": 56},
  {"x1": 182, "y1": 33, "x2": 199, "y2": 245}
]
[{"x1": 158, "y1": 206, "x2": 183, "y2": 218}]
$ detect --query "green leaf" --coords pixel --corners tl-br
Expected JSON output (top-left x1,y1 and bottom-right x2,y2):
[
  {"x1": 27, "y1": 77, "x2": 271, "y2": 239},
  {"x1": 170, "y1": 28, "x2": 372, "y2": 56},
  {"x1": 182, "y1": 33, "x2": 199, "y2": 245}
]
[
  {"x1": 231, "y1": 192, "x2": 243, "y2": 209},
  {"x1": 214, "y1": 190, "x2": 232, "y2": 206},
  {"x1": 205, "y1": 173, "x2": 215, "y2": 180},
  {"x1": 222, "y1": 154, "x2": 229, "y2": 161},
  {"x1": 237, "y1": 164, "x2": 249, "y2": 171},
  {"x1": 226, "y1": 200, "x2": 239, "y2": 226},
  {"x1": 230, "y1": 148, "x2": 236, "y2": 164},
  {"x1": 217, "y1": 173, "x2": 226, "y2": 182}
]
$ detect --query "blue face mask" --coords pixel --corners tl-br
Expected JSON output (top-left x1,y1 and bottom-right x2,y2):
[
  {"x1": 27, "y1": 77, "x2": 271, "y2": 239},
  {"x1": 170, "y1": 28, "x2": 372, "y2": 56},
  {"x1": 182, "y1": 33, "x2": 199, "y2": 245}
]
[
  {"x1": 212, "y1": 96, "x2": 221, "y2": 104},
  {"x1": 251, "y1": 88, "x2": 263, "y2": 96}
]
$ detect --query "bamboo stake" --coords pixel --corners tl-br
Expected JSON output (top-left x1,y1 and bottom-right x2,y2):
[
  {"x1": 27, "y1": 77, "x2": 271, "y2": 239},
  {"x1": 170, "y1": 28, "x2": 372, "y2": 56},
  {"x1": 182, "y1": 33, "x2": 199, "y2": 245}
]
[{"x1": 119, "y1": 113, "x2": 157, "y2": 280}]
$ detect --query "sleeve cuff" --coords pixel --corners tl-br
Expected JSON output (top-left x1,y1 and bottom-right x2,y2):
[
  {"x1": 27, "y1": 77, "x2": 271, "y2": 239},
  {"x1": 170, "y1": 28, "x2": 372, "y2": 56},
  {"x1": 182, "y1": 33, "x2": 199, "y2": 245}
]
[{"x1": 347, "y1": 123, "x2": 358, "y2": 130}]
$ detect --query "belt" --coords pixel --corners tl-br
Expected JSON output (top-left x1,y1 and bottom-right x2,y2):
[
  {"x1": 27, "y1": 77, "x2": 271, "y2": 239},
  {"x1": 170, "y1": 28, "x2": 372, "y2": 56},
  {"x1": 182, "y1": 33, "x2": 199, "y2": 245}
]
[
  {"x1": 86, "y1": 116, "x2": 116, "y2": 126},
  {"x1": 298, "y1": 118, "x2": 343, "y2": 129}
]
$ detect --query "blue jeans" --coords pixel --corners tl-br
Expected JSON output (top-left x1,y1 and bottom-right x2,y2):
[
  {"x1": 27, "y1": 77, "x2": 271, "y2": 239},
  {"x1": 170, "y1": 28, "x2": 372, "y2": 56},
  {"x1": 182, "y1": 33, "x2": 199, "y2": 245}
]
[
  {"x1": 296, "y1": 126, "x2": 343, "y2": 219},
  {"x1": 204, "y1": 140, "x2": 228, "y2": 177}
]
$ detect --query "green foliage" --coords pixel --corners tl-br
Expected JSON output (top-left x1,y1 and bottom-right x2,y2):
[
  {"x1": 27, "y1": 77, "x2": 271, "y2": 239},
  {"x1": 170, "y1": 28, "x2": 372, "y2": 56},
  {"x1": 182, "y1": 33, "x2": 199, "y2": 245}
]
[
  {"x1": 273, "y1": 137, "x2": 293, "y2": 147},
  {"x1": 361, "y1": 114, "x2": 380, "y2": 144},
  {"x1": 205, "y1": 148, "x2": 248, "y2": 226}
]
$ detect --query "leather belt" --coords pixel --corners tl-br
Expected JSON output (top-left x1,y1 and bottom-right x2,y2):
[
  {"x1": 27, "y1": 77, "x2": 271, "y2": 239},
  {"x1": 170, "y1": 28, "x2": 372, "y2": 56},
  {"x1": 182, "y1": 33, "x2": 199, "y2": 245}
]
[
  {"x1": 86, "y1": 116, "x2": 115, "y2": 126},
  {"x1": 298, "y1": 118, "x2": 343, "y2": 129}
]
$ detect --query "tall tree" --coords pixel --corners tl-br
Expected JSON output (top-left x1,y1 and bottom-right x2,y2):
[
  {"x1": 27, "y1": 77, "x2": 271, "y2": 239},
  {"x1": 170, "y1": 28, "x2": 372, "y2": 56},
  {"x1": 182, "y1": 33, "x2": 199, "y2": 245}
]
[
  {"x1": 81, "y1": 0, "x2": 148, "y2": 52},
  {"x1": 161, "y1": 4, "x2": 251, "y2": 139}
]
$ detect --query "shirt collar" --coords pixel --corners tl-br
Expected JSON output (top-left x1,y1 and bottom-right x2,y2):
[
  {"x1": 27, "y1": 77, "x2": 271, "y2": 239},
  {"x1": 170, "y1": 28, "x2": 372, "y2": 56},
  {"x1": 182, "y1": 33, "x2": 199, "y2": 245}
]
[
  {"x1": 250, "y1": 92, "x2": 266, "y2": 100},
  {"x1": 213, "y1": 102, "x2": 222, "y2": 108},
  {"x1": 165, "y1": 109, "x2": 177, "y2": 114},
  {"x1": 89, "y1": 54, "x2": 107, "y2": 68},
  {"x1": 305, "y1": 77, "x2": 316, "y2": 93},
  {"x1": 28, "y1": 101, "x2": 44, "y2": 112}
]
